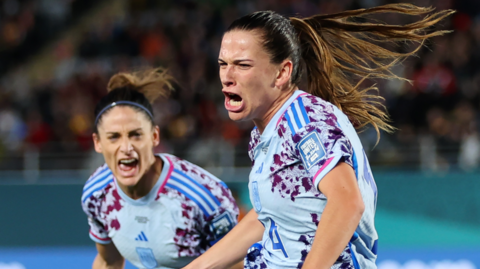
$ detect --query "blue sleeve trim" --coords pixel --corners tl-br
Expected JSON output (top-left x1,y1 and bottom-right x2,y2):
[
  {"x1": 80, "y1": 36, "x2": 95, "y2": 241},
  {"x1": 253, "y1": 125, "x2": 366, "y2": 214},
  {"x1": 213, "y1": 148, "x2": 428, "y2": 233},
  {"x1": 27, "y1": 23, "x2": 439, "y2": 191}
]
[
  {"x1": 284, "y1": 113, "x2": 296, "y2": 135},
  {"x1": 174, "y1": 169, "x2": 221, "y2": 206},
  {"x1": 349, "y1": 242, "x2": 361, "y2": 269},
  {"x1": 372, "y1": 239, "x2": 378, "y2": 255},
  {"x1": 291, "y1": 104, "x2": 303, "y2": 129},
  {"x1": 166, "y1": 182, "x2": 211, "y2": 217},
  {"x1": 82, "y1": 177, "x2": 114, "y2": 203},
  {"x1": 297, "y1": 98, "x2": 310, "y2": 124},
  {"x1": 169, "y1": 175, "x2": 216, "y2": 212}
]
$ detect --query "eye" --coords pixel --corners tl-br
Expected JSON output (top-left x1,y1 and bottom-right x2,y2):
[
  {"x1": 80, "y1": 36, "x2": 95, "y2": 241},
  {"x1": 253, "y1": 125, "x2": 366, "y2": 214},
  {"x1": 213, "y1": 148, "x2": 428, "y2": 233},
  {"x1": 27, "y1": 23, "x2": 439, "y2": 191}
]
[
  {"x1": 108, "y1": 134, "x2": 120, "y2": 141},
  {"x1": 131, "y1": 132, "x2": 143, "y2": 139},
  {"x1": 239, "y1": 63, "x2": 251, "y2": 69},
  {"x1": 218, "y1": 62, "x2": 227, "y2": 68}
]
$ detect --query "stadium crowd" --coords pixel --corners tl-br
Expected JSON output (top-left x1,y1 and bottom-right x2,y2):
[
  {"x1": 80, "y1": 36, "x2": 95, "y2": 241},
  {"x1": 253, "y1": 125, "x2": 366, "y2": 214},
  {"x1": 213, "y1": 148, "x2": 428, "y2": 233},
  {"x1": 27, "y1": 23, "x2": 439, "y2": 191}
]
[{"x1": 0, "y1": 0, "x2": 479, "y2": 171}]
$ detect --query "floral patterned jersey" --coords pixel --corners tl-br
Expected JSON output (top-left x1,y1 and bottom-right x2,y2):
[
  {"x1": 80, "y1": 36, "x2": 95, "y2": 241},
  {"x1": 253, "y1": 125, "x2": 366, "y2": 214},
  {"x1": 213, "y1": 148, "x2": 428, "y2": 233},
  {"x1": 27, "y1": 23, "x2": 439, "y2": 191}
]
[
  {"x1": 246, "y1": 90, "x2": 378, "y2": 269},
  {"x1": 81, "y1": 153, "x2": 238, "y2": 269}
]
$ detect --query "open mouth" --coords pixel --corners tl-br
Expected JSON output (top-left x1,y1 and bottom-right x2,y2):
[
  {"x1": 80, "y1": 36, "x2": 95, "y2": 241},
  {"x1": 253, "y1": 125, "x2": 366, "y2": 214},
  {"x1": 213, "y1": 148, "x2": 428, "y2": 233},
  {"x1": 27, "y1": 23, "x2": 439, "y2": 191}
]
[
  {"x1": 224, "y1": 92, "x2": 244, "y2": 112},
  {"x1": 118, "y1": 158, "x2": 139, "y2": 177},
  {"x1": 227, "y1": 93, "x2": 242, "y2": 106}
]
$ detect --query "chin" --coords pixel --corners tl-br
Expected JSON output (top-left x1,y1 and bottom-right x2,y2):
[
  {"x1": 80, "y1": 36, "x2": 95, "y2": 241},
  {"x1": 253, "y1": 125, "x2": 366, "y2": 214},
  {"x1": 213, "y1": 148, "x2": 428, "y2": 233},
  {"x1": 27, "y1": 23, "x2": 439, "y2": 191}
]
[
  {"x1": 116, "y1": 175, "x2": 141, "y2": 187},
  {"x1": 228, "y1": 111, "x2": 248, "y2": 122}
]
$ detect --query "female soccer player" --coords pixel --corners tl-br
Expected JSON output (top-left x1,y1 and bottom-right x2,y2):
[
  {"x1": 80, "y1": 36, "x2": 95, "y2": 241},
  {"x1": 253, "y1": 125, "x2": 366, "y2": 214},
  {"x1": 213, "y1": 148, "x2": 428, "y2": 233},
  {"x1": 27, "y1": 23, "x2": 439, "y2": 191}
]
[
  {"x1": 81, "y1": 68, "x2": 239, "y2": 269},
  {"x1": 184, "y1": 4, "x2": 453, "y2": 269}
]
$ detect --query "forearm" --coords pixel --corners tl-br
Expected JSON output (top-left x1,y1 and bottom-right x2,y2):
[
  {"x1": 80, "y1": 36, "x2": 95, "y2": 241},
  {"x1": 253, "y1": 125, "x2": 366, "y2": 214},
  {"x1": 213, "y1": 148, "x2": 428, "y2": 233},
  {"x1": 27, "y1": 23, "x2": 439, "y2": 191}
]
[
  {"x1": 92, "y1": 253, "x2": 125, "y2": 269},
  {"x1": 184, "y1": 209, "x2": 264, "y2": 269},
  {"x1": 302, "y1": 198, "x2": 364, "y2": 269}
]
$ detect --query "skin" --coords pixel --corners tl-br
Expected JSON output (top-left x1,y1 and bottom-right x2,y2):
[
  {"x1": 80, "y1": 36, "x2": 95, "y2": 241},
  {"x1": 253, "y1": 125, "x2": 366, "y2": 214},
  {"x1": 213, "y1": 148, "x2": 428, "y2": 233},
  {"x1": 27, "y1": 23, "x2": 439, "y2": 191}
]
[
  {"x1": 183, "y1": 30, "x2": 365, "y2": 269},
  {"x1": 91, "y1": 106, "x2": 244, "y2": 269},
  {"x1": 93, "y1": 106, "x2": 162, "y2": 199},
  {"x1": 91, "y1": 105, "x2": 162, "y2": 269},
  {"x1": 219, "y1": 30, "x2": 295, "y2": 133},
  {"x1": 93, "y1": 243, "x2": 125, "y2": 269}
]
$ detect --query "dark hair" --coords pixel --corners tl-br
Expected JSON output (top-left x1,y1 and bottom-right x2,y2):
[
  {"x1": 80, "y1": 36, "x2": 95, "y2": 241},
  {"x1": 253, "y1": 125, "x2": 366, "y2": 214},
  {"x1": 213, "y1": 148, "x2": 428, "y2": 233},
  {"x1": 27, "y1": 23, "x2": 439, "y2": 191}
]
[
  {"x1": 94, "y1": 68, "x2": 174, "y2": 133},
  {"x1": 226, "y1": 4, "x2": 454, "y2": 140},
  {"x1": 227, "y1": 11, "x2": 303, "y2": 86}
]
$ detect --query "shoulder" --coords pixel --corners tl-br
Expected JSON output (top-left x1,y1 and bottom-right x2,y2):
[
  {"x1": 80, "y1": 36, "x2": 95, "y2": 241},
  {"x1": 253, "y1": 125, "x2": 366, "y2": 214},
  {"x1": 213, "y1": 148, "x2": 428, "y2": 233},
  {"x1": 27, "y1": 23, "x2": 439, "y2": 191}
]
[
  {"x1": 163, "y1": 153, "x2": 223, "y2": 186},
  {"x1": 248, "y1": 127, "x2": 261, "y2": 161},
  {"x1": 81, "y1": 164, "x2": 115, "y2": 206},
  {"x1": 162, "y1": 154, "x2": 235, "y2": 218},
  {"x1": 278, "y1": 93, "x2": 339, "y2": 138}
]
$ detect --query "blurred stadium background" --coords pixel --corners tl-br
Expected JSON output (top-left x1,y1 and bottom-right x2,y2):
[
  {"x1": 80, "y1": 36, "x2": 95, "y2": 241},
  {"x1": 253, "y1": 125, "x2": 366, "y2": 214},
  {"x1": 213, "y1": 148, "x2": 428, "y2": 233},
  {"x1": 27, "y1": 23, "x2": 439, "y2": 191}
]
[{"x1": 0, "y1": 0, "x2": 479, "y2": 268}]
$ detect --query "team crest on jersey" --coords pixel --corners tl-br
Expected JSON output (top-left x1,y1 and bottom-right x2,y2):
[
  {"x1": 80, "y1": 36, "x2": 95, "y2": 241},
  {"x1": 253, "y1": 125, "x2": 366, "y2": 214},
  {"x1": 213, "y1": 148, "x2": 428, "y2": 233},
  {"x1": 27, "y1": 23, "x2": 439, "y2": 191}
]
[
  {"x1": 297, "y1": 131, "x2": 326, "y2": 170},
  {"x1": 136, "y1": 247, "x2": 158, "y2": 269},
  {"x1": 210, "y1": 211, "x2": 235, "y2": 238}
]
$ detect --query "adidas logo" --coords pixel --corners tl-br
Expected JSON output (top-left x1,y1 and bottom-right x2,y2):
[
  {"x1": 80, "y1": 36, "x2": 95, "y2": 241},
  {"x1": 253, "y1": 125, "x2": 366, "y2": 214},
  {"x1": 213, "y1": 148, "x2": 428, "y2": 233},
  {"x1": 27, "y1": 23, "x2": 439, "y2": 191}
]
[{"x1": 135, "y1": 231, "x2": 148, "y2": 242}]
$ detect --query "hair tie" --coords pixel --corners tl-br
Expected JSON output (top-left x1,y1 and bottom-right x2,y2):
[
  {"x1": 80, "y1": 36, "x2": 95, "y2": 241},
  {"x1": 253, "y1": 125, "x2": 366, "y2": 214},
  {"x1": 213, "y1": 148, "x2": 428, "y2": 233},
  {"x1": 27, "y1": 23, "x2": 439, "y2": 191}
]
[{"x1": 94, "y1": 101, "x2": 153, "y2": 126}]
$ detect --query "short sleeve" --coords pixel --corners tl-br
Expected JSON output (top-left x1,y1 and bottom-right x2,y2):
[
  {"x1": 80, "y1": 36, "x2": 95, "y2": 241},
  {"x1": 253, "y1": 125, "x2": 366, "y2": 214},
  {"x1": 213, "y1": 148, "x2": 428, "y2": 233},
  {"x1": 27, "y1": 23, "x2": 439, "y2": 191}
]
[
  {"x1": 292, "y1": 121, "x2": 354, "y2": 188},
  {"x1": 202, "y1": 182, "x2": 239, "y2": 246},
  {"x1": 81, "y1": 199, "x2": 112, "y2": 244},
  {"x1": 205, "y1": 209, "x2": 237, "y2": 246}
]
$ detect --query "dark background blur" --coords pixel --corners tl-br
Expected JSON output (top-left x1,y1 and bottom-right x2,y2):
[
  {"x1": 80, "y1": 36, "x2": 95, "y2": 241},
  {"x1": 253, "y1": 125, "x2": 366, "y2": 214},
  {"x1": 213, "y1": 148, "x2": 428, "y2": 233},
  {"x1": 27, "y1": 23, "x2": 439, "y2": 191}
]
[
  {"x1": 0, "y1": 0, "x2": 479, "y2": 269},
  {"x1": 0, "y1": 0, "x2": 479, "y2": 172}
]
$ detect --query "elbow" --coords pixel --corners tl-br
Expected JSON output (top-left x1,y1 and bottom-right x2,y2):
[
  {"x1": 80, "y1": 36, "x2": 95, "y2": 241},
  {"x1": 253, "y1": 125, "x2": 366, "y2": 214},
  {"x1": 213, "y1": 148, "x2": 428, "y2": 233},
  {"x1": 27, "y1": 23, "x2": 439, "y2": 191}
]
[
  {"x1": 357, "y1": 198, "x2": 365, "y2": 218},
  {"x1": 343, "y1": 194, "x2": 365, "y2": 221},
  {"x1": 351, "y1": 195, "x2": 365, "y2": 221},
  {"x1": 329, "y1": 193, "x2": 365, "y2": 220}
]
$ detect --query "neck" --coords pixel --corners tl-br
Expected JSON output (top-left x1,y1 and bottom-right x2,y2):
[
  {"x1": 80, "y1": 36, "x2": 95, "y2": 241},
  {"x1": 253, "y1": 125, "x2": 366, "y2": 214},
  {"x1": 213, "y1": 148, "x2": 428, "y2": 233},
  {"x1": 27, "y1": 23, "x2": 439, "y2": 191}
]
[
  {"x1": 121, "y1": 155, "x2": 163, "y2": 199},
  {"x1": 253, "y1": 87, "x2": 297, "y2": 134}
]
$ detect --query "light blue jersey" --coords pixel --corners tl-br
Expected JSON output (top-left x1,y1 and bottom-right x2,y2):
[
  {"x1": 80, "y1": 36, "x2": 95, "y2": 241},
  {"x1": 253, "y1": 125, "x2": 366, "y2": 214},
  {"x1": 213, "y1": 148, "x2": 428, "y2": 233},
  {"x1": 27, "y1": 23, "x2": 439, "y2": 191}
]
[
  {"x1": 246, "y1": 90, "x2": 378, "y2": 269},
  {"x1": 82, "y1": 154, "x2": 238, "y2": 269}
]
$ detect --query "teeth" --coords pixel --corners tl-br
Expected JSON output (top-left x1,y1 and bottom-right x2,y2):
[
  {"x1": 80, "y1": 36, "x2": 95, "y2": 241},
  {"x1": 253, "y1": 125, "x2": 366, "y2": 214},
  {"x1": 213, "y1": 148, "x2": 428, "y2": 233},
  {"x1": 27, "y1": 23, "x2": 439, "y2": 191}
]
[
  {"x1": 119, "y1": 159, "x2": 136, "y2": 164},
  {"x1": 229, "y1": 99, "x2": 242, "y2": 106}
]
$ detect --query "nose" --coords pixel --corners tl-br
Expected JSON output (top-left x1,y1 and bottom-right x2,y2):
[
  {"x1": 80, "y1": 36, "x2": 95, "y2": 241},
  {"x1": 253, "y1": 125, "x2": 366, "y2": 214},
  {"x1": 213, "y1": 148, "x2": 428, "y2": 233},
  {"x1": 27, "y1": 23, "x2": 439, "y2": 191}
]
[
  {"x1": 220, "y1": 65, "x2": 236, "y2": 88},
  {"x1": 119, "y1": 138, "x2": 133, "y2": 154}
]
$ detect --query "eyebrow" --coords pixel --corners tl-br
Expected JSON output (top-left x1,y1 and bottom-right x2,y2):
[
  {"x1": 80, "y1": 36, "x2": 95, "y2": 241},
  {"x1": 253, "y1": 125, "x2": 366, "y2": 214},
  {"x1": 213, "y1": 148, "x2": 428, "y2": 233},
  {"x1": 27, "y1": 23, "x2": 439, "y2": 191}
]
[
  {"x1": 218, "y1": 58, "x2": 253, "y2": 64},
  {"x1": 105, "y1": 128, "x2": 143, "y2": 135}
]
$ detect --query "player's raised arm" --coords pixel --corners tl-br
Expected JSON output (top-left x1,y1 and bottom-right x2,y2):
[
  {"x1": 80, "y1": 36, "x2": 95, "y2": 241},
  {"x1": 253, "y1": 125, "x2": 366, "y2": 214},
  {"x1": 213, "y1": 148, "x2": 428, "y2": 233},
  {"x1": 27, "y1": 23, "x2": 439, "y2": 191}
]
[
  {"x1": 183, "y1": 209, "x2": 264, "y2": 269},
  {"x1": 93, "y1": 242, "x2": 125, "y2": 269}
]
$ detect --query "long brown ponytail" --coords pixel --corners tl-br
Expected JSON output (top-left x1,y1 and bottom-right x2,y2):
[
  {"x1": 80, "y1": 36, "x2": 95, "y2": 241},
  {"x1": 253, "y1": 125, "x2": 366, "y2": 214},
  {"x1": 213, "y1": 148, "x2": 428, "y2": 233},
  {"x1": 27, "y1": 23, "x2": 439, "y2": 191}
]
[
  {"x1": 290, "y1": 4, "x2": 454, "y2": 136},
  {"x1": 227, "y1": 4, "x2": 454, "y2": 139}
]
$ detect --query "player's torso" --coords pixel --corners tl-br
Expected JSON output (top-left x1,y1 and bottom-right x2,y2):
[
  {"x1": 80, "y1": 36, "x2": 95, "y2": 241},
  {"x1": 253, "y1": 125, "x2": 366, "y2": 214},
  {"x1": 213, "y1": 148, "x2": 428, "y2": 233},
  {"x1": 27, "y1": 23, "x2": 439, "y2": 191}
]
[
  {"x1": 104, "y1": 194, "x2": 195, "y2": 269},
  {"x1": 249, "y1": 131, "x2": 326, "y2": 268},
  {"x1": 247, "y1": 93, "x2": 378, "y2": 268}
]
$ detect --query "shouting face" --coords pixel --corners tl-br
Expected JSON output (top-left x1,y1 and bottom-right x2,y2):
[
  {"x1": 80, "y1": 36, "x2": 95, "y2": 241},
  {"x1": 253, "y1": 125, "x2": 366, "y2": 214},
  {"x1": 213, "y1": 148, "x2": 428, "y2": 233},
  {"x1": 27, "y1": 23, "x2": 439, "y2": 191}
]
[
  {"x1": 93, "y1": 105, "x2": 159, "y2": 188},
  {"x1": 218, "y1": 30, "x2": 294, "y2": 131}
]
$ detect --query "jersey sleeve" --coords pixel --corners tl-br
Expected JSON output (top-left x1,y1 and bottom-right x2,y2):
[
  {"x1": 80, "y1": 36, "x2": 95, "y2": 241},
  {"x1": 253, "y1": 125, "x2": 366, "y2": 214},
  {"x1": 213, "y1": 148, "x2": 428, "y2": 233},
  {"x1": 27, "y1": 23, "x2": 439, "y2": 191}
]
[
  {"x1": 292, "y1": 120, "x2": 354, "y2": 188},
  {"x1": 202, "y1": 181, "x2": 239, "y2": 246},
  {"x1": 81, "y1": 196, "x2": 112, "y2": 245}
]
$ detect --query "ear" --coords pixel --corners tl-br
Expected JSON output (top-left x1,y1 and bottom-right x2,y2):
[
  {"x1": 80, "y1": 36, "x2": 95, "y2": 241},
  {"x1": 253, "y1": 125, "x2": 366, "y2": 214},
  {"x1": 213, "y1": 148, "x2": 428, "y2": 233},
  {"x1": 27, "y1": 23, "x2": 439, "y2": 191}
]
[
  {"x1": 275, "y1": 60, "x2": 293, "y2": 89},
  {"x1": 92, "y1": 133, "x2": 103, "y2": 153},
  {"x1": 152, "y1": 125, "x2": 160, "y2": 147}
]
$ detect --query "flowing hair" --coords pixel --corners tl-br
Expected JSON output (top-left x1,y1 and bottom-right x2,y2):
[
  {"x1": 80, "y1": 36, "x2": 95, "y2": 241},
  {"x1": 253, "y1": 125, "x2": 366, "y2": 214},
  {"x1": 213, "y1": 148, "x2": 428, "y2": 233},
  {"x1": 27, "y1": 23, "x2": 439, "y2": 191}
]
[
  {"x1": 227, "y1": 4, "x2": 455, "y2": 140},
  {"x1": 94, "y1": 68, "x2": 175, "y2": 132},
  {"x1": 107, "y1": 68, "x2": 174, "y2": 103}
]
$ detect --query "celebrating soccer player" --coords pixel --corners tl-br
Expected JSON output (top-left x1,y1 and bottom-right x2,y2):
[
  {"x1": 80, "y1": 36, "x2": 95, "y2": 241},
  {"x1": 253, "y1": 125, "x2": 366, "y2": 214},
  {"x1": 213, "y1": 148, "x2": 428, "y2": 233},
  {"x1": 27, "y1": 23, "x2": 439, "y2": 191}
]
[
  {"x1": 184, "y1": 4, "x2": 453, "y2": 269},
  {"x1": 81, "y1": 68, "x2": 239, "y2": 269}
]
